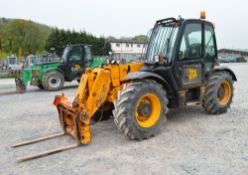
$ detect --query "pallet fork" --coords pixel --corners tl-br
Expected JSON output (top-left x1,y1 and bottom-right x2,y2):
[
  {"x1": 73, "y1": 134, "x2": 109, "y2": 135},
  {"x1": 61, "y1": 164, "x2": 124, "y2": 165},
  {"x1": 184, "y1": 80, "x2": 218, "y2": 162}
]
[
  {"x1": 12, "y1": 99, "x2": 82, "y2": 161},
  {"x1": 12, "y1": 132, "x2": 79, "y2": 161}
]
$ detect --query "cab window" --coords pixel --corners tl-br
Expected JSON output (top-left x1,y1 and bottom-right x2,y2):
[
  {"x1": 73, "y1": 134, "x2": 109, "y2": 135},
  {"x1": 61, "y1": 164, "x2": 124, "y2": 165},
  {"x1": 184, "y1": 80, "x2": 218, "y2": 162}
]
[
  {"x1": 179, "y1": 23, "x2": 202, "y2": 60},
  {"x1": 68, "y1": 47, "x2": 83, "y2": 62},
  {"x1": 85, "y1": 46, "x2": 92, "y2": 62},
  {"x1": 205, "y1": 25, "x2": 216, "y2": 62}
]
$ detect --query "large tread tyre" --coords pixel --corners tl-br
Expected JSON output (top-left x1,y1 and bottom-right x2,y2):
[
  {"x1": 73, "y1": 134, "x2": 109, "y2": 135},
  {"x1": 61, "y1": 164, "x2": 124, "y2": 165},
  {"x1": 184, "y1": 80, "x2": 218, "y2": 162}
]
[
  {"x1": 202, "y1": 71, "x2": 234, "y2": 114},
  {"x1": 42, "y1": 71, "x2": 64, "y2": 91},
  {"x1": 113, "y1": 80, "x2": 169, "y2": 140}
]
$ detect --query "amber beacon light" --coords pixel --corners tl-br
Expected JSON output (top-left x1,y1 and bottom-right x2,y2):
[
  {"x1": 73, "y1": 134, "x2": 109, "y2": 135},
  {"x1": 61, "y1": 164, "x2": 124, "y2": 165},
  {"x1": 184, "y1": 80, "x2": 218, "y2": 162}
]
[{"x1": 200, "y1": 11, "x2": 206, "y2": 19}]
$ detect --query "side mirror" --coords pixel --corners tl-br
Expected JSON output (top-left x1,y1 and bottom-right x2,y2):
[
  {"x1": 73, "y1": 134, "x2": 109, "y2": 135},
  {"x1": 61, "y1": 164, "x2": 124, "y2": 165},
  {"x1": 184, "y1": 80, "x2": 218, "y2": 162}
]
[{"x1": 155, "y1": 55, "x2": 168, "y2": 63}]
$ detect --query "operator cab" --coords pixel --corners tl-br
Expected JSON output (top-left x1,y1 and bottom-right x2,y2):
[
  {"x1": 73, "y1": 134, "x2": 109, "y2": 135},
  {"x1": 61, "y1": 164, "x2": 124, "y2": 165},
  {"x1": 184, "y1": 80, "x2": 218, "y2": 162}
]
[
  {"x1": 142, "y1": 12, "x2": 219, "y2": 106},
  {"x1": 62, "y1": 44, "x2": 93, "y2": 65},
  {"x1": 145, "y1": 16, "x2": 217, "y2": 68},
  {"x1": 61, "y1": 44, "x2": 93, "y2": 81}
]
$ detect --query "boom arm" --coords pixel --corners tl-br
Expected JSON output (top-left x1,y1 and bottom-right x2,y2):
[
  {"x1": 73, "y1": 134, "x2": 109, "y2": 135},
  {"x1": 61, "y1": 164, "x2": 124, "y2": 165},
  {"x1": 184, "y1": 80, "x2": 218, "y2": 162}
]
[{"x1": 53, "y1": 62, "x2": 144, "y2": 144}]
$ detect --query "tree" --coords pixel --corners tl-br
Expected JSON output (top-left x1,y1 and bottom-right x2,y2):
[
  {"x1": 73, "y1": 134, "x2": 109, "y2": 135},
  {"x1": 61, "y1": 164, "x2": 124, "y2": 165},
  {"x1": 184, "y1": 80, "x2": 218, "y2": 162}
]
[
  {"x1": 45, "y1": 28, "x2": 61, "y2": 54},
  {"x1": 133, "y1": 35, "x2": 148, "y2": 42},
  {"x1": 4, "y1": 19, "x2": 44, "y2": 54},
  {"x1": 103, "y1": 41, "x2": 112, "y2": 55},
  {"x1": 45, "y1": 29, "x2": 111, "y2": 56},
  {"x1": 107, "y1": 36, "x2": 117, "y2": 41}
]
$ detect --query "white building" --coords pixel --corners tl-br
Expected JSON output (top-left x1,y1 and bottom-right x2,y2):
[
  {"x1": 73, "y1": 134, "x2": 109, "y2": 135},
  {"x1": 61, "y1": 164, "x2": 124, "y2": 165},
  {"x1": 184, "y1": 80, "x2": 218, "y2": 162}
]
[{"x1": 110, "y1": 39, "x2": 147, "y2": 59}]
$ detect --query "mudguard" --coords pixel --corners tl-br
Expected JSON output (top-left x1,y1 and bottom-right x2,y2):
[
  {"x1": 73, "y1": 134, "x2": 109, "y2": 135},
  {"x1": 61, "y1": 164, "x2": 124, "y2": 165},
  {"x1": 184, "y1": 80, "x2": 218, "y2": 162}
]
[
  {"x1": 214, "y1": 66, "x2": 237, "y2": 81},
  {"x1": 45, "y1": 68, "x2": 64, "y2": 76},
  {"x1": 125, "y1": 71, "x2": 173, "y2": 95}
]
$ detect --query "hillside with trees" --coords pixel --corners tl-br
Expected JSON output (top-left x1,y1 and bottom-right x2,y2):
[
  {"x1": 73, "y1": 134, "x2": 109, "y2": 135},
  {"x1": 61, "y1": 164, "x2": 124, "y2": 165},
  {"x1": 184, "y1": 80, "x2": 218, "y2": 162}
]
[
  {"x1": 0, "y1": 17, "x2": 148, "y2": 58},
  {"x1": 0, "y1": 18, "x2": 111, "y2": 57},
  {"x1": 0, "y1": 18, "x2": 52, "y2": 57}
]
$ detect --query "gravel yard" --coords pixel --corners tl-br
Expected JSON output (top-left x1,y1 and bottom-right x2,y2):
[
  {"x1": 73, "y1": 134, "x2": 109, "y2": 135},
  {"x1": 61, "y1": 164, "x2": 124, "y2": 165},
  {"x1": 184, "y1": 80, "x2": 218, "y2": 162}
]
[{"x1": 0, "y1": 63, "x2": 247, "y2": 175}]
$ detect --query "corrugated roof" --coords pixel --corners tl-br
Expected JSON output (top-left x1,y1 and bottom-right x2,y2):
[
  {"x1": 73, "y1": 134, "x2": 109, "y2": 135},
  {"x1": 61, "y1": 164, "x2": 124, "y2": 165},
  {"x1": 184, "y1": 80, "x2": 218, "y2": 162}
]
[{"x1": 109, "y1": 39, "x2": 146, "y2": 44}]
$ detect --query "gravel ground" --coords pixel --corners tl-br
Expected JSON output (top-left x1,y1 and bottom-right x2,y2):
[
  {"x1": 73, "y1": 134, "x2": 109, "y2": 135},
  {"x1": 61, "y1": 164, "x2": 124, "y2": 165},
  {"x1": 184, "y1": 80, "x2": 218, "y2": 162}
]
[{"x1": 0, "y1": 63, "x2": 247, "y2": 175}]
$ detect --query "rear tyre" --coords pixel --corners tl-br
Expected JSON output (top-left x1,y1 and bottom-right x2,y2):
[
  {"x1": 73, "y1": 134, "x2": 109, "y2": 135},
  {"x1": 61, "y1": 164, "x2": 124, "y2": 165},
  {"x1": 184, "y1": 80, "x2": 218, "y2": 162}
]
[
  {"x1": 113, "y1": 80, "x2": 169, "y2": 140},
  {"x1": 37, "y1": 84, "x2": 44, "y2": 89},
  {"x1": 202, "y1": 71, "x2": 234, "y2": 114},
  {"x1": 42, "y1": 71, "x2": 64, "y2": 91}
]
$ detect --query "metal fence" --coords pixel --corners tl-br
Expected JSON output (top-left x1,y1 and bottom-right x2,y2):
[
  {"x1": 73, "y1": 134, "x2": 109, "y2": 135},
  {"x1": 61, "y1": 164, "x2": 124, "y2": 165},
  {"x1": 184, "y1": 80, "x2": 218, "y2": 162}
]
[
  {"x1": 0, "y1": 55, "x2": 60, "y2": 76},
  {"x1": 0, "y1": 59, "x2": 23, "y2": 76},
  {"x1": 0, "y1": 54, "x2": 142, "y2": 77}
]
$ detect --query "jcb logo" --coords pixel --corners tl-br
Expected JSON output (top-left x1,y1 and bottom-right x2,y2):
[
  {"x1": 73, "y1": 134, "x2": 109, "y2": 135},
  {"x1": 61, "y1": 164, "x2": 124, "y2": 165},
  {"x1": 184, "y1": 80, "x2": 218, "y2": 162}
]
[
  {"x1": 72, "y1": 64, "x2": 81, "y2": 71},
  {"x1": 186, "y1": 68, "x2": 198, "y2": 81}
]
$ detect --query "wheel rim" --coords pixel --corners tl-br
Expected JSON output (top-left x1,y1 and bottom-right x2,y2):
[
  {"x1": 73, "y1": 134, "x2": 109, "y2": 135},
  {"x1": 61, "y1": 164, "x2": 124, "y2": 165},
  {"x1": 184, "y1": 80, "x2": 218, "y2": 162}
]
[
  {"x1": 135, "y1": 93, "x2": 161, "y2": 128},
  {"x1": 48, "y1": 76, "x2": 61, "y2": 88},
  {"x1": 218, "y1": 80, "x2": 231, "y2": 106}
]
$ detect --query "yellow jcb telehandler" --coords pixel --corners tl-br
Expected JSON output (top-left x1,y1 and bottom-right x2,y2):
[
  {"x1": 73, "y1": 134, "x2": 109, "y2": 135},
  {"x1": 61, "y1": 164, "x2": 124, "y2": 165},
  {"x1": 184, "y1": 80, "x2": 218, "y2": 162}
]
[{"x1": 13, "y1": 12, "x2": 237, "y2": 161}]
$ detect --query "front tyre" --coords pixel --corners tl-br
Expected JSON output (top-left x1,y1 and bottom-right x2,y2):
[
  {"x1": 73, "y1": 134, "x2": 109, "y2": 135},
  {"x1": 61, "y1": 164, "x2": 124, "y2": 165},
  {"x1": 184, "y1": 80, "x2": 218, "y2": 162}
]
[
  {"x1": 92, "y1": 103, "x2": 114, "y2": 121},
  {"x1": 42, "y1": 71, "x2": 64, "y2": 91},
  {"x1": 202, "y1": 71, "x2": 234, "y2": 114},
  {"x1": 113, "y1": 80, "x2": 169, "y2": 140}
]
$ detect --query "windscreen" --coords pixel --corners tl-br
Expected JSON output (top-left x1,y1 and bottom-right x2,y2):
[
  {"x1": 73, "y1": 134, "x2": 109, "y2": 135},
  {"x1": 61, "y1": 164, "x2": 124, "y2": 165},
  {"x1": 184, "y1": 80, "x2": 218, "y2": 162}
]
[
  {"x1": 61, "y1": 47, "x2": 70, "y2": 62},
  {"x1": 145, "y1": 23, "x2": 178, "y2": 63}
]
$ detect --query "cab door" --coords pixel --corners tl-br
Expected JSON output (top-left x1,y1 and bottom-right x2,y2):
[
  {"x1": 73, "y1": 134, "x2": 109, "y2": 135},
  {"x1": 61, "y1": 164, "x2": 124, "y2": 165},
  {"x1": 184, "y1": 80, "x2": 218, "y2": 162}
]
[
  {"x1": 66, "y1": 46, "x2": 84, "y2": 80},
  {"x1": 175, "y1": 22, "x2": 204, "y2": 89}
]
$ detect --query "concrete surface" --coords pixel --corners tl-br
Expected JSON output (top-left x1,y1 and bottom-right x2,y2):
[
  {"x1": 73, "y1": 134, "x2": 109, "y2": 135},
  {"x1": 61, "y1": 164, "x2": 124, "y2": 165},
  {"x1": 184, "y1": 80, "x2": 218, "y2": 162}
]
[{"x1": 0, "y1": 63, "x2": 247, "y2": 175}]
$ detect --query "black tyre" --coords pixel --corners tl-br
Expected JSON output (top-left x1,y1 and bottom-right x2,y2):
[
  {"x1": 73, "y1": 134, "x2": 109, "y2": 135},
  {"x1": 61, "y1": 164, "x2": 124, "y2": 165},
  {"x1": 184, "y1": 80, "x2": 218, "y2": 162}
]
[
  {"x1": 113, "y1": 80, "x2": 169, "y2": 140},
  {"x1": 42, "y1": 71, "x2": 64, "y2": 91},
  {"x1": 92, "y1": 104, "x2": 113, "y2": 121},
  {"x1": 202, "y1": 71, "x2": 234, "y2": 114},
  {"x1": 37, "y1": 84, "x2": 44, "y2": 89}
]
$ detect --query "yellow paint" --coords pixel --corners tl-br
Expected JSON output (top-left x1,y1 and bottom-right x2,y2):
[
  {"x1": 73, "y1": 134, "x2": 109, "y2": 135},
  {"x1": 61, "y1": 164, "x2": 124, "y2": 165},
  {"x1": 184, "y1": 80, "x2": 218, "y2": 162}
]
[
  {"x1": 54, "y1": 62, "x2": 144, "y2": 144},
  {"x1": 186, "y1": 68, "x2": 198, "y2": 81},
  {"x1": 218, "y1": 80, "x2": 231, "y2": 106},
  {"x1": 72, "y1": 64, "x2": 81, "y2": 71},
  {"x1": 135, "y1": 93, "x2": 161, "y2": 128}
]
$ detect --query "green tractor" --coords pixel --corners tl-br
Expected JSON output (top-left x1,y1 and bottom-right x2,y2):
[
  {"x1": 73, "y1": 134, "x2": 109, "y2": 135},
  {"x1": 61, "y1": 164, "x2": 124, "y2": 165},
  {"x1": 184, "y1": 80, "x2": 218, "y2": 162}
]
[{"x1": 16, "y1": 44, "x2": 105, "y2": 91}]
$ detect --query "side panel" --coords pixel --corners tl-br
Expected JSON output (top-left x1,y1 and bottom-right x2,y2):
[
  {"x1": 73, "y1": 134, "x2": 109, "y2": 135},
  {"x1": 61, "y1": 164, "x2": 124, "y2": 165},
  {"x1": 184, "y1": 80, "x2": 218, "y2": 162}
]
[
  {"x1": 30, "y1": 63, "x2": 61, "y2": 85},
  {"x1": 21, "y1": 68, "x2": 32, "y2": 86},
  {"x1": 90, "y1": 57, "x2": 106, "y2": 69},
  {"x1": 180, "y1": 63, "x2": 202, "y2": 87}
]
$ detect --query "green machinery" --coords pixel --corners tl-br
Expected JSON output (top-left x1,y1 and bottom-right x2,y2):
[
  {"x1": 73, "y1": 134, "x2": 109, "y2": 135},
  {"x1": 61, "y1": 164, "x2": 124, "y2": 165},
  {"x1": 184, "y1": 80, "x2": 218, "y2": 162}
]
[{"x1": 16, "y1": 44, "x2": 106, "y2": 91}]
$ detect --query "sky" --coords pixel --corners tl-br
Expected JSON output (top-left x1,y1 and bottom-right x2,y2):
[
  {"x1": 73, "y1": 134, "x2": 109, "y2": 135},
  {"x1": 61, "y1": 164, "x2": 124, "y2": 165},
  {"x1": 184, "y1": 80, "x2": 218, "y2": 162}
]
[{"x1": 1, "y1": 0, "x2": 248, "y2": 49}]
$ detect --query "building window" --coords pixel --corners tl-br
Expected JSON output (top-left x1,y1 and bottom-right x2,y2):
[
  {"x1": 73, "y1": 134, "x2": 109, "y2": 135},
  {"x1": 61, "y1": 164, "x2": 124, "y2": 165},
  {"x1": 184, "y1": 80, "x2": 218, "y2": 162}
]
[
  {"x1": 116, "y1": 43, "x2": 120, "y2": 47},
  {"x1": 131, "y1": 44, "x2": 133, "y2": 47},
  {"x1": 137, "y1": 44, "x2": 140, "y2": 48},
  {"x1": 126, "y1": 43, "x2": 129, "y2": 47}
]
